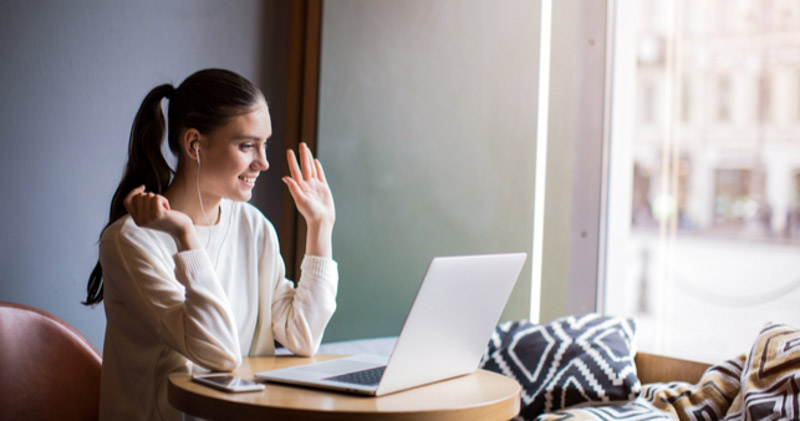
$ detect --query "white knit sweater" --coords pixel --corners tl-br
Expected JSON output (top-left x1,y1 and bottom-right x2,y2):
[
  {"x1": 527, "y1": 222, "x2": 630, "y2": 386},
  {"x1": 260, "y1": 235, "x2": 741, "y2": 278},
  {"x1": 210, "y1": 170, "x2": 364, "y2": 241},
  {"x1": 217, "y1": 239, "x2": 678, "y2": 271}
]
[{"x1": 97, "y1": 199, "x2": 338, "y2": 420}]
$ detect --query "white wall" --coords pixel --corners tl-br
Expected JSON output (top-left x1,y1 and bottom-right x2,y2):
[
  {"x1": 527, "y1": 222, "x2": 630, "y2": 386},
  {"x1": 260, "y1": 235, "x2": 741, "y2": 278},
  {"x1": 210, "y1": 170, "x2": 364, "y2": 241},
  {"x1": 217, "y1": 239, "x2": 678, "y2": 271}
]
[
  {"x1": 0, "y1": 0, "x2": 264, "y2": 351},
  {"x1": 316, "y1": 0, "x2": 541, "y2": 341}
]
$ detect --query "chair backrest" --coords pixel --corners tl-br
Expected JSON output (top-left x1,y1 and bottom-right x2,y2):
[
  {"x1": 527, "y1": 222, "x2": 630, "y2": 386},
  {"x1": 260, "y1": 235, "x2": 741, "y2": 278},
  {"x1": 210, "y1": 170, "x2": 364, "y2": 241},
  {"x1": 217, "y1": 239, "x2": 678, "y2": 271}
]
[
  {"x1": 0, "y1": 302, "x2": 102, "y2": 421},
  {"x1": 635, "y1": 351, "x2": 711, "y2": 385}
]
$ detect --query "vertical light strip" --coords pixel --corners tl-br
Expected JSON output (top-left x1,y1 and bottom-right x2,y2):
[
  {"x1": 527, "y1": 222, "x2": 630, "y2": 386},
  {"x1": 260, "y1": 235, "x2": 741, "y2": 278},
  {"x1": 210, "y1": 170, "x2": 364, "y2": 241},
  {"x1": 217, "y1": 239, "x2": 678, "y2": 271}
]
[
  {"x1": 596, "y1": 0, "x2": 616, "y2": 314},
  {"x1": 530, "y1": 0, "x2": 553, "y2": 323},
  {"x1": 664, "y1": 0, "x2": 685, "y2": 356},
  {"x1": 656, "y1": 0, "x2": 681, "y2": 354},
  {"x1": 655, "y1": 9, "x2": 672, "y2": 355}
]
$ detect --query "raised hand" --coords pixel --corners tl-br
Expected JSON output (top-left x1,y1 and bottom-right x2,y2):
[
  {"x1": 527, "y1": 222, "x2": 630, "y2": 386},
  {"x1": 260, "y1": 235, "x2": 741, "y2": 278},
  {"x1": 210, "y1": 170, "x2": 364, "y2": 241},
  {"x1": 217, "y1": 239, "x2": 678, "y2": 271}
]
[
  {"x1": 123, "y1": 185, "x2": 198, "y2": 251},
  {"x1": 283, "y1": 143, "x2": 336, "y2": 229}
]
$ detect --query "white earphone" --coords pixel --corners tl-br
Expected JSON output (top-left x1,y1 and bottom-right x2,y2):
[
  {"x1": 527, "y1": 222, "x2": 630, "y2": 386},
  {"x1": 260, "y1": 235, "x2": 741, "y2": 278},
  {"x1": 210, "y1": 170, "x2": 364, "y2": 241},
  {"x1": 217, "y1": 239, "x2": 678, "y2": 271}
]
[{"x1": 194, "y1": 142, "x2": 213, "y2": 241}]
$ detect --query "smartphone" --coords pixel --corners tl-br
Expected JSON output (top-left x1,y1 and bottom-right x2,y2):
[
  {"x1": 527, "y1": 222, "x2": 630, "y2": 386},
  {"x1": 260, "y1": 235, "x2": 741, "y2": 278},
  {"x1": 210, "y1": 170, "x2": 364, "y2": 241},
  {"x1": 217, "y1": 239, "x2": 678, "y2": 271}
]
[{"x1": 191, "y1": 374, "x2": 266, "y2": 393}]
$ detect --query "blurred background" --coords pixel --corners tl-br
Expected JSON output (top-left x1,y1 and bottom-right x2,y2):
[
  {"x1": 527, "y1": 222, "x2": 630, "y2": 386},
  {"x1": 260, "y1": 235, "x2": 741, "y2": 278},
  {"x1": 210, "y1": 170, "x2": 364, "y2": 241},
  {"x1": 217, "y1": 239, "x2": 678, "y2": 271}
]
[{"x1": 605, "y1": 0, "x2": 800, "y2": 362}]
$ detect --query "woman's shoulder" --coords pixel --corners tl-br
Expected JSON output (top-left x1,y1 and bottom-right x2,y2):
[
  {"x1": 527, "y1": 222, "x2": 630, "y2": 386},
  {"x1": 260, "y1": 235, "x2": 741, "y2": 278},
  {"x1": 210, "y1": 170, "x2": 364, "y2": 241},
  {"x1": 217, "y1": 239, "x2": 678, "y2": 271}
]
[
  {"x1": 99, "y1": 215, "x2": 172, "y2": 252},
  {"x1": 100, "y1": 215, "x2": 135, "y2": 244}
]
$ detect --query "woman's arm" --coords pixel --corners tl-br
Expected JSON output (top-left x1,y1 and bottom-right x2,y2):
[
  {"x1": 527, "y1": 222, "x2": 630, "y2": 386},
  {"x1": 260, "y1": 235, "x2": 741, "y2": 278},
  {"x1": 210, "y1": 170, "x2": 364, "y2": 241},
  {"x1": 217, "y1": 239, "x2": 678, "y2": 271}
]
[
  {"x1": 282, "y1": 142, "x2": 335, "y2": 259},
  {"x1": 101, "y1": 222, "x2": 242, "y2": 371},
  {"x1": 271, "y1": 143, "x2": 338, "y2": 355},
  {"x1": 271, "y1": 254, "x2": 338, "y2": 356}
]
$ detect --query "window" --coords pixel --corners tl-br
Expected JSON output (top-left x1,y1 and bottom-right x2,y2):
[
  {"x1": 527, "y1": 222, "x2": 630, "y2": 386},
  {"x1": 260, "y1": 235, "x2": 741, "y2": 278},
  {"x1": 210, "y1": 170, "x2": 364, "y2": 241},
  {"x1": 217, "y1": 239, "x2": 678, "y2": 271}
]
[
  {"x1": 717, "y1": 75, "x2": 731, "y2": 123},
  {"x1": 603, "y1": 0, "x2": 800, "y2": 362},
  {"x1": 713, "y1": 168, "x2": 755, "y2": 226},
  {"x1": 758, "y1": 73, "x2": 771, "y2": 123},
  {"x1": 680, "y1": 78, "x2": 690, "y2": 124},
  {"x1": 641, "y1": 80, "x2": 656, "y2": 125},
  {"x1": 796, "y1": 69, "x2": 800, "y2": 121}
]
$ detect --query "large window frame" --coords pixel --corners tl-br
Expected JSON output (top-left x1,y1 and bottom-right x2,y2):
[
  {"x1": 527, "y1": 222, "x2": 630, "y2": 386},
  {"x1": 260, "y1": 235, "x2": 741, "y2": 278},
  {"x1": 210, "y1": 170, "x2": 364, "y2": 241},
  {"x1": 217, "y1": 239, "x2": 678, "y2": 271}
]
[
  {"x1": 536, "y1": 0, "x2": 613, "y2": 322},
  {"x1": 279, "y1": 0, "x2": 613, "y2": 327},
  {"x1": 545, "y1": 0, "x2": 800, "y2": 362}
]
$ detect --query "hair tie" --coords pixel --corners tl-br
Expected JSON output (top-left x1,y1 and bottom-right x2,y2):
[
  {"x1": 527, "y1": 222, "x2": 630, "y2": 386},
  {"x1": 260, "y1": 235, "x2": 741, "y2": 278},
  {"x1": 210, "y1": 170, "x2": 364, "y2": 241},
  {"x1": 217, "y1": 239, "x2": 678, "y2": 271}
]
[{"x1": 165, "y1": 85, "x2": 176, "y2": 100}]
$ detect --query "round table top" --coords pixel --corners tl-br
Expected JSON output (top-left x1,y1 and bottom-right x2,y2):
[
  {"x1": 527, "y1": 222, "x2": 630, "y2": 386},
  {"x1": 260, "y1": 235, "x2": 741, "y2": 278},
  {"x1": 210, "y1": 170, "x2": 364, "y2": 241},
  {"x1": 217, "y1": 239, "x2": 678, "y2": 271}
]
[{"x1": 168, "y1": 355, "x2": 520, "y2": 421}]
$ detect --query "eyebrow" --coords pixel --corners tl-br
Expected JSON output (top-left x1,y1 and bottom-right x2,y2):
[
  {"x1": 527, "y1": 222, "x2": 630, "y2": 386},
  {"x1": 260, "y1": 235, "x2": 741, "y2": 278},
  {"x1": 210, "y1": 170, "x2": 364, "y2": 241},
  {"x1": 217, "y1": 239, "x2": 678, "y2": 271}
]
[{"x1": 234, "y1": 135, "x2": 264, "y2": 141}]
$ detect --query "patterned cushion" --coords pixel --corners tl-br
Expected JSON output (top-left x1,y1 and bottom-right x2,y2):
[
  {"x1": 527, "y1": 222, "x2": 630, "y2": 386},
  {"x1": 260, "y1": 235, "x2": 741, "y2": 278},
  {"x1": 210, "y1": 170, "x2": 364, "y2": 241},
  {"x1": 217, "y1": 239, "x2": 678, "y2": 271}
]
[
  {"x1": 644, "y1": 355, "x2": 744, "y2": 420},
  {"x1": 726, "y1": 322, "x2": 800, "y2": 420},
  {"x1": 534, "y1": 398, "x2": 672, "y2": 420},
  {"x1": 480, "y1": 314, "x2": 641, "y2": 420},
  {"x1": 536, "y1": 355, "x2": 746, "y2": 421},
  {"x1": 530, "y1": 321, "x2": 800, "y2": 420}
]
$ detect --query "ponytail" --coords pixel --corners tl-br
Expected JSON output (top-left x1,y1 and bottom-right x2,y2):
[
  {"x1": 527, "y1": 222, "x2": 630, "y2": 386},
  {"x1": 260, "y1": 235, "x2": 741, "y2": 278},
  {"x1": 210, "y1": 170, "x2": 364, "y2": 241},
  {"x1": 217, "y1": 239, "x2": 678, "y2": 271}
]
[
  {"x1": 83, "y1": 84, "x2": 174, "y2": 306},
  {"x1": 84, "y1": 69, "x2": 262, "y2": 306}
]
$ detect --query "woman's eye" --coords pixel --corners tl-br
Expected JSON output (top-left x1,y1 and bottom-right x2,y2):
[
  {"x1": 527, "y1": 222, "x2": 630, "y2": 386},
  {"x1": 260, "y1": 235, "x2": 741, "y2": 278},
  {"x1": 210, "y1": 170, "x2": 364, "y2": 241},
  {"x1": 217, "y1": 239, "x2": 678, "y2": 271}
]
[{"x1": 241, "y1": 143, "x2": 255, "y2": 151}]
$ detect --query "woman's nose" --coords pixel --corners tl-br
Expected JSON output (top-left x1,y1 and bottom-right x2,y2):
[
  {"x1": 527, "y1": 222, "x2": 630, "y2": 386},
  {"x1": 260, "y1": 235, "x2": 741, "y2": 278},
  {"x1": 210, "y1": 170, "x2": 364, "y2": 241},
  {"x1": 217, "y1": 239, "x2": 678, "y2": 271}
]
[{"x1": 254, "y1": 149, "x2": 269, "y2": 171}]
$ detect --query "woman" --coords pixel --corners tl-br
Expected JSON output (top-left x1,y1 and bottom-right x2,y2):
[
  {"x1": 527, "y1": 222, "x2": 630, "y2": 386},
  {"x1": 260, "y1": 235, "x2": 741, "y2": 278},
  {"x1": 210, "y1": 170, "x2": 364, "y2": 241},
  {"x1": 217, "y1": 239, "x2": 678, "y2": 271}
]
[{"x1": 84, "y1": 69, "x2": 337, "y2": 420}]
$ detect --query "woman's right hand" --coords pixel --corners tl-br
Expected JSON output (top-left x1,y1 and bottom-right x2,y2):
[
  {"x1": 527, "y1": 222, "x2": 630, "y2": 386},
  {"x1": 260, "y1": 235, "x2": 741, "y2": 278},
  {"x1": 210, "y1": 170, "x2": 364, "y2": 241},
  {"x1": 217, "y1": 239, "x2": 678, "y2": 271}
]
[{"x1": 123, "y1": 185, "x2": 200, "y2": 251}]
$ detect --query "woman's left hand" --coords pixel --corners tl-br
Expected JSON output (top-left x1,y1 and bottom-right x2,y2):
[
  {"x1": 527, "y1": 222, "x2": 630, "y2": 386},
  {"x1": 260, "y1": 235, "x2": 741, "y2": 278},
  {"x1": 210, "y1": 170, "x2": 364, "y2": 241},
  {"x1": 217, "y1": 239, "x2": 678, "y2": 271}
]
[{"x1": 283, "y1": 142, "x2": 335, "y2": 229}]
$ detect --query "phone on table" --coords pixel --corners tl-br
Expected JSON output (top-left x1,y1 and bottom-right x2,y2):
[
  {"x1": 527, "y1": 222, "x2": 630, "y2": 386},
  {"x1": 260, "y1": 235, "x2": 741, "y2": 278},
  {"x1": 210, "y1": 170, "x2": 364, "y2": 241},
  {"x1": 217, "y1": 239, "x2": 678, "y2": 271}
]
[{"x1": 191, "y1": 373, "x2": 266, "y2": 393}]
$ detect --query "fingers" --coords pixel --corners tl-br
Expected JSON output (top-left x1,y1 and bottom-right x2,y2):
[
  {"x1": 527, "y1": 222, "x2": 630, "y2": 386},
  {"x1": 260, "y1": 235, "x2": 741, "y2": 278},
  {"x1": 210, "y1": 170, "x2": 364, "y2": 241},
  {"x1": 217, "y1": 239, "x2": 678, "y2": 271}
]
[
  {"x1": 286, "y1": 149, "x2": 303, "y2": 181},
  {"x1": 282, "y1": 176, "x2": 305, "y2": 205},
  {"x1": 159, "y1": 194, "x2": 170, "y2": 211},
  {"x1": 301, "y1": 142, "x2": 318, "y2": 180},
  {"x1": 123, "y1": 185, "x2": 173, "y2": 228},
  {"x1": 138, "y1": 193, "x2": 157, "y2": 222},
  {"x1": 282, "y1": 176, "x2": 297, "y2": 195},
  {"x1": 314, "y1": 158, "x2": 327, "y2": 184},
  {"x1": 150, "y1": 194, "x2": 170, "y2": 220},
  {"x1": 287, "y1": 143, "x2": 320, "y2": 182},
  {"x1": 283, "y1": 146, "x2": 335, "y2": 226},
  {"x1": 123, "y1": 185, "x2": 146, "y2": 214}
]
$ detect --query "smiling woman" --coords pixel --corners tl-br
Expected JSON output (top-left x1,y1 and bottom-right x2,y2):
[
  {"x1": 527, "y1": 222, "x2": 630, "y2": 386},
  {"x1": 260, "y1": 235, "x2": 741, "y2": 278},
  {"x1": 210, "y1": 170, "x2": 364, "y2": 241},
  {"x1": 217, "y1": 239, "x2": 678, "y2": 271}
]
[
  {"x1": 84, "y1": 69, "x2": 339, "y2": 421},
  {"x1": 175, "y1": 99, "x2": 272, "y2": 207}
]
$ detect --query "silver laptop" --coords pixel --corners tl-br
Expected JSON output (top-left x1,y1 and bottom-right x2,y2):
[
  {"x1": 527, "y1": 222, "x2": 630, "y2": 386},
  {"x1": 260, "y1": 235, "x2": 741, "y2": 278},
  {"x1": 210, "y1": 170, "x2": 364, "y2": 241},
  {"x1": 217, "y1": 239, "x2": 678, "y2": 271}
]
[{"x1": 255, "y1": 252, "x2": 527, "y2": 396}]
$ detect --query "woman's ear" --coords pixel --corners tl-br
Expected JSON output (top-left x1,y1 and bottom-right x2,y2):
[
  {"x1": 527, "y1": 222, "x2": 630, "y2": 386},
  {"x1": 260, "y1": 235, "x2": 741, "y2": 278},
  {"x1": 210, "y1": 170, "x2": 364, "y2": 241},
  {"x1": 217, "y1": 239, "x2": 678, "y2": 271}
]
[{"x1": 183, "y1": 129, "x2": 202, "y2": 163}]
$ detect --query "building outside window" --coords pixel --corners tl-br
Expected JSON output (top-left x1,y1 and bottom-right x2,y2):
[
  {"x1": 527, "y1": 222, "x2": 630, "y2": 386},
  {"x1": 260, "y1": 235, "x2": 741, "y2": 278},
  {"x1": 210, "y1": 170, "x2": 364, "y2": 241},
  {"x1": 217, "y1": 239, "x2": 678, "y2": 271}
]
[{"x1": 605, "y1": 0, "x2": 800, "y2": 362}]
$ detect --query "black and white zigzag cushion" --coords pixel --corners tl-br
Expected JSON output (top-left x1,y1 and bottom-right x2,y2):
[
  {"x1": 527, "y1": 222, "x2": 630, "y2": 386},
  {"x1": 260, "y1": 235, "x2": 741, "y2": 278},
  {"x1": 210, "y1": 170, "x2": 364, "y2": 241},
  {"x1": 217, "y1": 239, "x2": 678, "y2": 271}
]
[{"x1": 480, "y1": 314, "x2": 641, "y2": 420}]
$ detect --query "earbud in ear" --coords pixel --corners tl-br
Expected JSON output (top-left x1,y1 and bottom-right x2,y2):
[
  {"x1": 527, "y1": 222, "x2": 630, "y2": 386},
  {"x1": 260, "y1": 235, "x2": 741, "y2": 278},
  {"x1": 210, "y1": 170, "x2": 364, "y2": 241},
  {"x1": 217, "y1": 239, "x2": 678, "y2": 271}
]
[{"x1": 194, "y1": 144, "x2": 201, "y2": 164}]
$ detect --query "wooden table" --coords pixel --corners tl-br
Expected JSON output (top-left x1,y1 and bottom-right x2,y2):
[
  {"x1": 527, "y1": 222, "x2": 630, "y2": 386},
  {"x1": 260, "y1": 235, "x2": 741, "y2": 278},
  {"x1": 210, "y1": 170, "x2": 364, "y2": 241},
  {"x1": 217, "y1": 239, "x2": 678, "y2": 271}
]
[{"x1": 168, "y1": 355, "x2": 520, "y2": 421}]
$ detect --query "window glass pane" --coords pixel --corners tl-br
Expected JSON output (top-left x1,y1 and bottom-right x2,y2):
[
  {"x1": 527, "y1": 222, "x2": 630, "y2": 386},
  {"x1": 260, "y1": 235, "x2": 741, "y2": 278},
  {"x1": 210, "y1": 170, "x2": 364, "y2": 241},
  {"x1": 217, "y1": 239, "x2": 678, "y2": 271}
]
[{"x1": 606, "y1": 0, "x2": 800, "y2": 362}]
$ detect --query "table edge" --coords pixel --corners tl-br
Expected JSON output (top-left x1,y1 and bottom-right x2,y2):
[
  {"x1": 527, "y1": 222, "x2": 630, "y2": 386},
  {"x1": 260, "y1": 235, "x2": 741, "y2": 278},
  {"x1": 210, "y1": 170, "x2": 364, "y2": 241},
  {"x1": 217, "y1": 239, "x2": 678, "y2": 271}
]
[{"x1": 168, "y1": 357, "x2": 521, "y2": 421}]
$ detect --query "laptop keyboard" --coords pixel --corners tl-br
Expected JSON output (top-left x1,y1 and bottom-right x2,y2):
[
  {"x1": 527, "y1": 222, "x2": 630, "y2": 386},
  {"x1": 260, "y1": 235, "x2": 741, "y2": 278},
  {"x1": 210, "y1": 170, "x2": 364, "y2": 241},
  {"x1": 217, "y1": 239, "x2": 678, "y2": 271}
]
[{"x1": 324, "y1": 365, "x2": 386, "y2": 386}]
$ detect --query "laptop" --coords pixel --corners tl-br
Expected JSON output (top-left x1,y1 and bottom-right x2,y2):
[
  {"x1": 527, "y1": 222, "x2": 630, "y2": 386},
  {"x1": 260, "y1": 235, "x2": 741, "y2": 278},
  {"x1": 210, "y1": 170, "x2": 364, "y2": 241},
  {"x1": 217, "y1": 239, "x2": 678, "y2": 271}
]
[{"x1": 255, "y1": 252, "x2": 527, "y2": 396}]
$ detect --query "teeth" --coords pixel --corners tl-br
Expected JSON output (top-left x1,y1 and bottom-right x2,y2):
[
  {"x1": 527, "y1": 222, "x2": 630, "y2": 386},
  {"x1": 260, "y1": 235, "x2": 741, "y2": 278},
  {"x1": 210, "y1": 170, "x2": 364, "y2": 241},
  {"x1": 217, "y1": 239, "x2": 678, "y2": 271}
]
[{"x1": 241, "y1": 176, "x2": 256, "y2": 183}]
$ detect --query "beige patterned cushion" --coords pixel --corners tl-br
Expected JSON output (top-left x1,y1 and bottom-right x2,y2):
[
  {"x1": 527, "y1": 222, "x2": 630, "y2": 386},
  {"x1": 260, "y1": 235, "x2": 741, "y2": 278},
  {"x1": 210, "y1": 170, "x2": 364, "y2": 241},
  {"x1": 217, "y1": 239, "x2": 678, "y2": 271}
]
[
  {"x1": 726, "y1": 322, "x2": 800, "y2": 420},
  {"x1": 645, "y1": 355, "x2": 744, "y2": 420}
]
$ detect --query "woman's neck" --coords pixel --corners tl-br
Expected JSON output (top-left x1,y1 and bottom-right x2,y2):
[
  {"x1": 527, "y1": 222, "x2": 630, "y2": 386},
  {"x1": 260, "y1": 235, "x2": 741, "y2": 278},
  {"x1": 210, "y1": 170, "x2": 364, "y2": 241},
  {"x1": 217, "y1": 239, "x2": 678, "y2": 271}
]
[{"x1": 164, "y1": 174, "x2": 221, "y2": 226}]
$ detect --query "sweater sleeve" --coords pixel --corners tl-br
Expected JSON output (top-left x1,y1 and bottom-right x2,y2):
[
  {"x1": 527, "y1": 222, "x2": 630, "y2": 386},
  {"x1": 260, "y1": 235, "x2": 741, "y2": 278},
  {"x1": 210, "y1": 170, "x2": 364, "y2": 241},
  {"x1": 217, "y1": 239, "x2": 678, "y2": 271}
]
[
  {"x1": 271, "y1": 253, "x2": 338, "y2": 357},
  {"x1": 100, "y1": 228, "x2": 242, "y2": 371}
]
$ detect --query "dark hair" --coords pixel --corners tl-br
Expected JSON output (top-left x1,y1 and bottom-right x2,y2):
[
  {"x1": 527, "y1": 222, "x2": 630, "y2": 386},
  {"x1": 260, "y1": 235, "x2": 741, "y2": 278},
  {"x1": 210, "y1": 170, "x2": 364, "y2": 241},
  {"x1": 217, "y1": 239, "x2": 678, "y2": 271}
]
[{"x1": 83, "y1": 69, "x2": 263, "y2": 306}]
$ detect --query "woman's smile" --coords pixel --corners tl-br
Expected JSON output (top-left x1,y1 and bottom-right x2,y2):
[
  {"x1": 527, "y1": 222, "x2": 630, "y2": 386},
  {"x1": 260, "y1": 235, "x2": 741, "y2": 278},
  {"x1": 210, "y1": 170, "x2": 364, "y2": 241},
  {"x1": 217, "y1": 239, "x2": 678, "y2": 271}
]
[{"x1": 239, "y1": 175, "x2": 258, "y2": 187}]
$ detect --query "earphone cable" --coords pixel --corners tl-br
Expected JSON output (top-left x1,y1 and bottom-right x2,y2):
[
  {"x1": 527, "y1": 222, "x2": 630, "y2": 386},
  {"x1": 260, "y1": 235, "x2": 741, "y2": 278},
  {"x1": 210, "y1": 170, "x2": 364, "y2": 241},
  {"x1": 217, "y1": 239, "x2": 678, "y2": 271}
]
[{"x1": 196, "y1": 154, "x2": 212, "y2": 250}]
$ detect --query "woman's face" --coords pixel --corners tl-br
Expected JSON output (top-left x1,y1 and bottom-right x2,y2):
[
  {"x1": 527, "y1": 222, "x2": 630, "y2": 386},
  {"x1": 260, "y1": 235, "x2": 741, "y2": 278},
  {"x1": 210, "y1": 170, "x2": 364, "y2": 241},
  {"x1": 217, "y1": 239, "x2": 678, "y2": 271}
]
[{"x1": 197, "y1": 99, "x2": 272, "y2": 202}]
